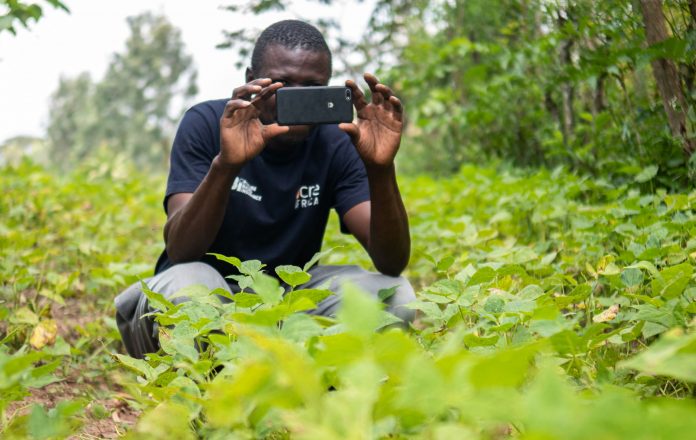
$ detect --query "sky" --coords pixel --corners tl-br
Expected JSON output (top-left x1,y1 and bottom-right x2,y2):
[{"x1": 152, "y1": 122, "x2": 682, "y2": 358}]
[{"x1": 0, "y1": 0, "x2": 371, "y2": 143}]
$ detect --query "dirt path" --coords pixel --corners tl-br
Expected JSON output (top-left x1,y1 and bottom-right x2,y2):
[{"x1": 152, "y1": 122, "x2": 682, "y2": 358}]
[{"x1": 5, "y1": 295, "x2": 140, "y2": 438}]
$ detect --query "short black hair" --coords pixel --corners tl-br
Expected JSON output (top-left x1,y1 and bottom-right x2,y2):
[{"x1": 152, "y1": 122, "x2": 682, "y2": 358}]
[{"x1": 251, "y1": 20, "x2": 332, "y2": 76}]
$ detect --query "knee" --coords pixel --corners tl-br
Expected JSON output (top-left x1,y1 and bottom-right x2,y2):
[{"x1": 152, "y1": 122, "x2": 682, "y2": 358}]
[
  {"x1": 167, "y1": 262, "x2": 225, "y2": 286},
  {"x1": 148, "y1": 262, "x2": 229, "y2": 304}
]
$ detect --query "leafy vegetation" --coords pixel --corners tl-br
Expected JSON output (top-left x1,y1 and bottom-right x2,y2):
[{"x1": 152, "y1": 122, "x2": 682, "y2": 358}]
[
  {"x1": 0, "y1": 155, "x2": 163, "y2": 436},
  {"x1": 1, "y1": 157, "x2": 695, "y2": 438},
  {"x1": 0, "y1": 0, "x2": 68, "y2": 35},
  {"x1": 224, "y1": 0, "x2": 696, "y2": 187}
]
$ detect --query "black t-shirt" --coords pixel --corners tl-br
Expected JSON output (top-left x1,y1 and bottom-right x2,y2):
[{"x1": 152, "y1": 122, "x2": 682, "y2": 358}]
[{"x1": 154, "y1": 99, "x2": 369, "y2": 277}]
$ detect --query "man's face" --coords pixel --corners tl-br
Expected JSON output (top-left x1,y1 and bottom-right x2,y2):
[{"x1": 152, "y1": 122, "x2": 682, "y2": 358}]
[{"x1": 248, "y1": 44, "x2": 331, "y2": 148}]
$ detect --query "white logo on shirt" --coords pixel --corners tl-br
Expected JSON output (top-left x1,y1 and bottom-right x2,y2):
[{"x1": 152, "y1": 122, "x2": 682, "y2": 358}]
[
  {"x1": 231, "y1": 177, "x2": 262, "y2": 201},
  {"x1": 295, "y1": 184, "x2": 320, "y2": 209}
]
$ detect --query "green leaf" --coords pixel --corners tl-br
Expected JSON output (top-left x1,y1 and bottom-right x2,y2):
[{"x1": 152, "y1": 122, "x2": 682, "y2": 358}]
[
  {"x1": 280, "y1": 313, "x2": 324, "y2": 342},
  {"x1": 168, "y1": 284, "x2": 215, "y2": 302},
  {"x1": 251, "y1": 273, "x2": 283, "y2": 305},
  {"x1": 302, "y1": 247, "x2": 338, "y2": 272},
  {"x1": 283, "y1": 288, "x2": 332, "y2": 308},
  {"x1": 227, "y1": 274, "x2": 254, "y2": 291},
  {"x1": 467, "y1": 266, "x2": 497, "y2": 286},
  {"x1": 28, "y1": 400, "x2": 83, "y2": 440},
  {"x1": 406, "y1": 300, "x2": 444, "y2": 320},
  {"x1": 240, "y1": 259, "x2": 265, "y2": 275},
  {"x1": 483, "y1": 295, "x2": 505, "y2": 314},
  {"x1": 10, "y1": 307, "x2": 39, "y2": 325},
  {"x1": 633, "y1": 304, "x2": 677, "y2": 328},
  {"x1": 629, "y1": 261, "x2": 660, "y2": 278},
  {"x1": 337, "y1": 282, "x2": 382, "y2": 338},
  {"x1": 621, "y1": 267, "x2": 644, "y2": 287},
  {"x1": 436, "y1": 255, "x2": 455, "y2": 272},
  {"x1": 230, "y1": 292, "x2": 263, "y2": 308},
  {"x1": 619, "y1": 329, "x2": 696, "y2": 382},
  {"x1": 134, "y1": 402, "x2": 196, "y2": 439},
  {"x1": 635, "y1": 165, "x2": 658, "y2": 182},
  {"x1": 550, "y1": 330, "x2": 583, "y2": 355},
  {"x1": 470, "y1": 343, "x2": 539, "y2": 388},
  {"x1": 207, "y1": 253, "x2": 241, "y2": 269},
  {"x1": 463, "y1": 332, "x2": 499, "y2": 347},
  {"x1": 141, "y1": 281, "x2": 174, "y2": 312},
  {"x1": 518, "y1": 284, "x2": 544, "y2": 300},
  {"x1": 378, "y1": 285, "x2": 399, "y2": 301},
  {"x1": 114, "y1": 354, "x2": 157, "y2": 382},
  {"x1": 275, "y1": 265, "x2": 311, "y2": 288},
  {"x1": 651, "y1": 263, "x2": 692, "y2": 299},
  {"x1": 24, "y1": 359, "x2": 61, "y2": 388}
]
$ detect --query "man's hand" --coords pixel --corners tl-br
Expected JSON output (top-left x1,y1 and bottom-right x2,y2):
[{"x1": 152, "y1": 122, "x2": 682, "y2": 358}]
[
  {"x1": 219, "y1": 78, "x2": 289, "y2": 168},
  {"x1": 338, "y1": 73, "x2": 410, "y2": 276},
  {"x1": 339, "y1": 73, "x2": 404, "y2": 169}
]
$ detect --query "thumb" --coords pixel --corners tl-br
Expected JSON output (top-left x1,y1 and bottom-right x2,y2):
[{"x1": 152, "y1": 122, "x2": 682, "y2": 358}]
[
  {"x1": 339, "y1": 123, "x2": 360, "y2": 146},
  {"x1": 262, "y1": 123, "x2": 290, "y2": 142}
]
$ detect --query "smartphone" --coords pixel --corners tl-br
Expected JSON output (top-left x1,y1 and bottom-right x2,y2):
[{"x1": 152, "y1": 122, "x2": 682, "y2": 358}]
[{"x1": 276, "y1": 86, "x2": 353, "y2": 125}]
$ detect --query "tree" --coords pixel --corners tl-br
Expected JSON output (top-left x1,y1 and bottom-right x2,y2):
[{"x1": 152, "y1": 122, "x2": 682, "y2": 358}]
[
  {"x1": 226, "y1": 0, "x2": 696, "y2": 187},
  {"x1": 0, "y1": 0, "x2": 68, "y2": 35},
  {"x1": 94, "y1": 12, "x2": 198, "y2": 167},
  {"x1": 639, "y1": 0, "x2": 695, "y2": 155},
  {"x1": 46, "y1": 72, "x2": 99, "y2": 163},
  {"x1": 46, "y1": 12, "x2": 198, "y2": 168}
]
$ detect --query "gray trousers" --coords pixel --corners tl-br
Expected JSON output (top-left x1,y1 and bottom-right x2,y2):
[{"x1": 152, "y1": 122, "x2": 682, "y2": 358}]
[{"x1": 115, "y1": 262, "x2": 416, "y2": 358}]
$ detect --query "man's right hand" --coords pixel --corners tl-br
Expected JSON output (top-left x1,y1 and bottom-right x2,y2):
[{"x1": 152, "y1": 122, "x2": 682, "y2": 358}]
[{"x1": 218, "y1": 78, "x2": 289, "y2": 168}]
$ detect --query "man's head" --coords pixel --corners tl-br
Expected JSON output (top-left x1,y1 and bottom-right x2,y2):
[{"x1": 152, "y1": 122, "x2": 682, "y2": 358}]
[
  {"x1": 249, "y1": 19, "x2": 332, "y2": 79},
  {"x1": 246, "y1": 20, "x2": 333, "y2": 147}
]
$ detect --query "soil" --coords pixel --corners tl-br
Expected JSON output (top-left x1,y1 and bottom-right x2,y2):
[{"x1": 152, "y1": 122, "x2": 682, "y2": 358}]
[
  {"x1": 6, "y1": 372, "x2": 139, "y2": 439},
  {"x1": 5, "y1": 295, "x2": 140, "y2": 438}
]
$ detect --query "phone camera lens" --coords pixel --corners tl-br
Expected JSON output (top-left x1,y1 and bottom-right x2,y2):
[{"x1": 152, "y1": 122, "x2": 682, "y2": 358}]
[{"x1": 345, "y1": 89, "x2": 351, "y2": 101}]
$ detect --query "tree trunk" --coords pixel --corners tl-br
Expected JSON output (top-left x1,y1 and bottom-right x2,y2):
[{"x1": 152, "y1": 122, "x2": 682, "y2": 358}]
[
  {"x1": 594, "y1": 72, "x2": 607, "y2": 114},
  {"x1": 557, "y1": 9, "x2": 575, "y2": 148},
  {"x1": 639, "y1": 0, "x2": 695, "y2": 155},
  {"x1": 685, "y1": 1, "x2": 696, "y2": 94}
]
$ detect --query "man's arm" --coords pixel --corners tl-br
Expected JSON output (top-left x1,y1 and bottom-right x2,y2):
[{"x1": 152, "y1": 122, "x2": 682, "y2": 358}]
[
  {"x1": 164, "y1": 79, "x2": 287, "y2": 263},
  {"x1": 163, "y1": 159, "x2": 239, "y2": 263},
  {"x1": 339, "y1": 74, "x2": 410, "y2": 276},
  {"x1": 342, "y1": 168, "x2": 410, "y2": 276}
]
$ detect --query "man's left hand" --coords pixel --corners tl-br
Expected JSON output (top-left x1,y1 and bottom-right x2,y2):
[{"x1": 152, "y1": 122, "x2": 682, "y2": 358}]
[{"x1": 339, "y1": 73, "x2": 403, "y2": 169}]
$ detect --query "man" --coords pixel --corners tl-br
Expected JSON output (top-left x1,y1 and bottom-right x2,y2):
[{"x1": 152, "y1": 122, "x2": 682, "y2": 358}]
[{"x1": 115, "y1": 20, "x2": 415, "y2": 359}]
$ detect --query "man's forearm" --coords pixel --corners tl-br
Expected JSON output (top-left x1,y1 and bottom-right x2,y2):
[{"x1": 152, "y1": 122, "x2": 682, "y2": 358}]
[
  {"x1": 164, "y1": 155, "x2": 240, "y2": 262},
  {"x1": 366, "y1": 164, "x2": 410, "y2": 276}
]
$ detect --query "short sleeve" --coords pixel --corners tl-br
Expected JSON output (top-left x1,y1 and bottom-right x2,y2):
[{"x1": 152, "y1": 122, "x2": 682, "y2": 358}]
[
  {"x1": 164, "y1": 105, "x2": 220, "y2": 213},
  {"x1": 330, "y1": 134, "x2": 370, "y2": 233}
]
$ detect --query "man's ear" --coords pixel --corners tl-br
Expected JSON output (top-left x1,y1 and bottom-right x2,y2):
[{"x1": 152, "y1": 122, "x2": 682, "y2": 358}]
[{"x1": 245, "y1": 67, "x2": 254, "y2": 83}]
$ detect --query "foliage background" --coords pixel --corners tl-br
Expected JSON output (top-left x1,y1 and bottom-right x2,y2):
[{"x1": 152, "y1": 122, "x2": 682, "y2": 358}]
[{"x1": 221, "y1": 0, "x2": 696, "y2": 188}]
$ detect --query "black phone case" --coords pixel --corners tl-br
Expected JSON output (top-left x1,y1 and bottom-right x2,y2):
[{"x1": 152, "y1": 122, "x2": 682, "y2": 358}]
[{"x1": 276, "y1": 86, "x2": 353, "y2": 125}]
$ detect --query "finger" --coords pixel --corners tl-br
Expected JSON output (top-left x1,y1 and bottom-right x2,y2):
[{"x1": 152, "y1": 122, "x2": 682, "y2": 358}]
[
  {"x1": 222, "y1": 99, "x2": 253, "y2": 119},
  {"x1": 389, "y1": 95, "x2": 403, "y2": 122},
  {"x1": 375, "y1": 84, "x2": 394, "y2": 111},
  {"x1": 345, "y1": 79, "x2": 368, "y2": 112},
  {"x1": 232, "y1": 84, "x2": 263, "y2": 100},
  {"x1": 338, "y1": 122, "x2": 360, "y2": 146},
  {"x1": 232, "y1": 78, "x2": 272, "y2": 99},
  {"x1": 375, "y1": 83, "x2": 394, "y2": 100},
  {"x1": 363, "y1": 72, "x2": 379, "y2": 87},
  {"x1": 262, "y1": 123, "x2": 291, "y2": 142},
  {"x1": 251, "y1": 81, "x2": 283, "y2": 108},
  {"x1": 363, "y1": 73, "x2": 383, "y2": 105}
]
